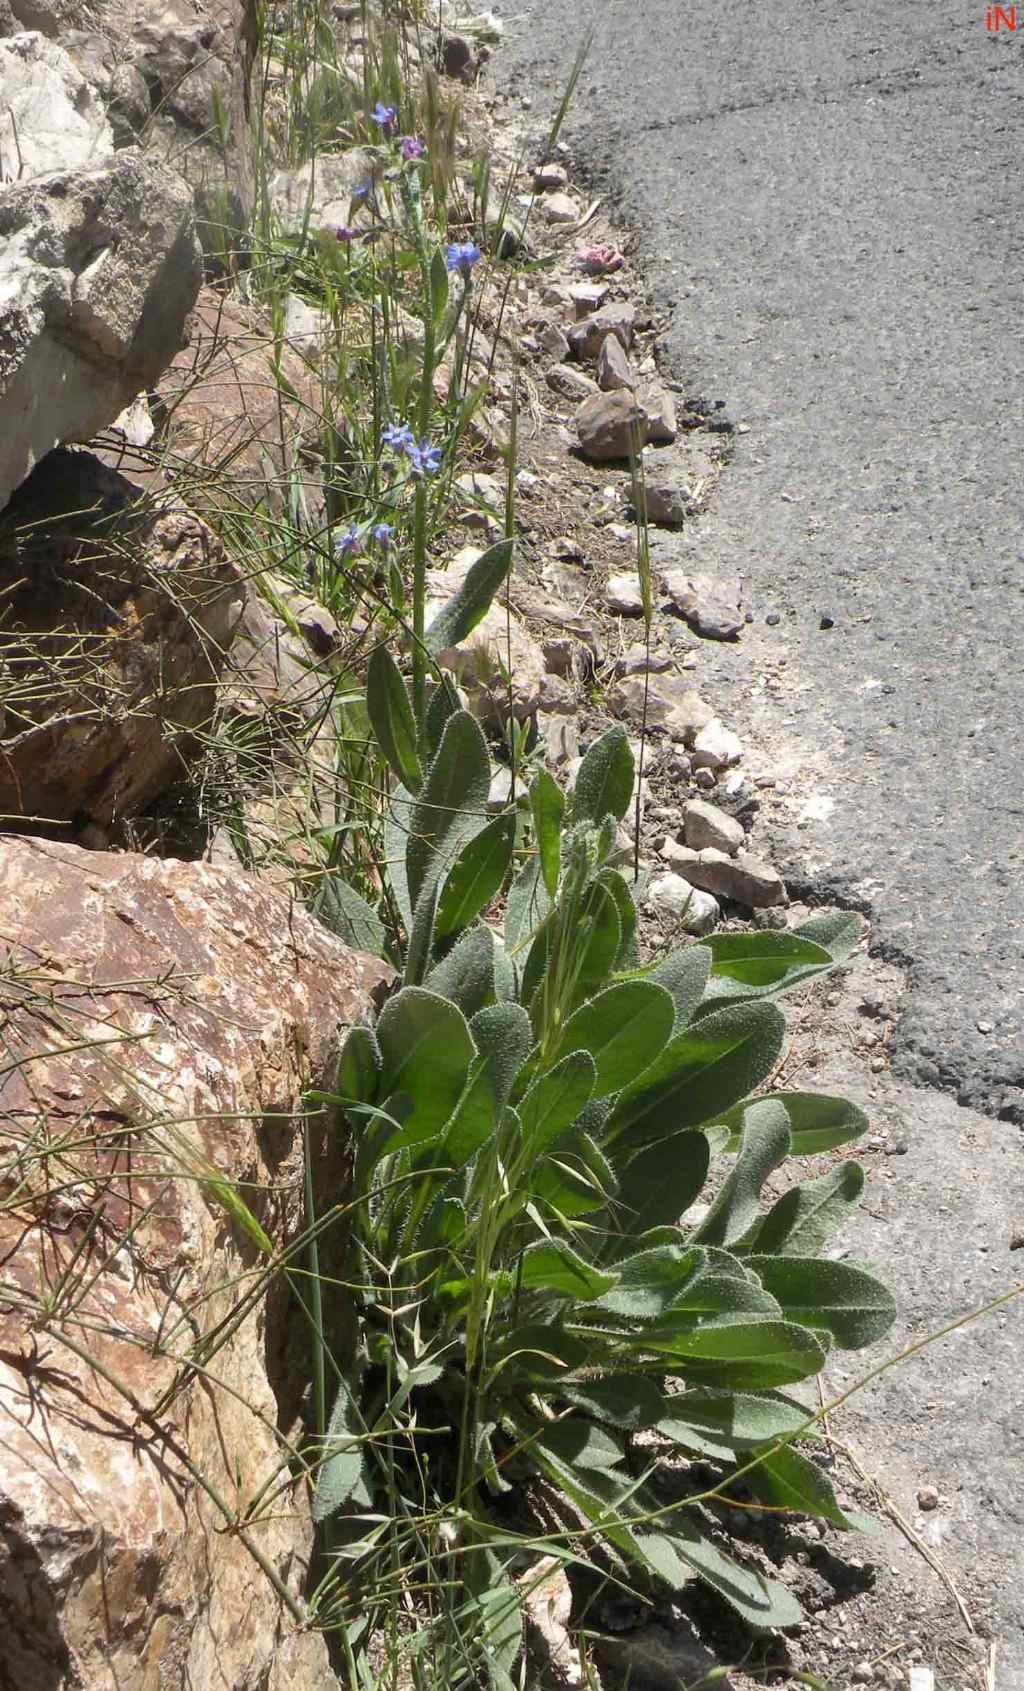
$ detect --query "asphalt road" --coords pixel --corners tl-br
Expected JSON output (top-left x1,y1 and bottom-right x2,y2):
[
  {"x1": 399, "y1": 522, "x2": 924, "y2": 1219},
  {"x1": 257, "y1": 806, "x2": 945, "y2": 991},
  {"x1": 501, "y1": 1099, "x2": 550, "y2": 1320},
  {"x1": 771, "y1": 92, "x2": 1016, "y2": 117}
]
[{"x1": 502, "y1": 0, "x2": 1024, "y2": 1123}]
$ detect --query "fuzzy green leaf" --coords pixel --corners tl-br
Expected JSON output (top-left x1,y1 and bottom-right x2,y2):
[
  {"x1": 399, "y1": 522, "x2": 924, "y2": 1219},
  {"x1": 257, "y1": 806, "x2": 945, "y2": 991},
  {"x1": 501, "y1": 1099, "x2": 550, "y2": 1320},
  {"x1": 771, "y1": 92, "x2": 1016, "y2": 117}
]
[
  {"x1": 490, "y1": 1322, "x2": 601, "y2": 1382},
  {"x1": 429, "y1": 245, "x2": 450, "y2": 327},
  {"x1": 435, "y1": 810, "x2": 516, "y2": 940},
  {"x1": 444, "y1": 1002, "x2": 532, "y2": 1166},
  {"x1": 313, "y1": 1375, "x2": 369, "y2": 1524},
  {"x1": 424, "y1": 675, "x2": 461, "y2": 760},
  {"x1": 334, "y1": 1024, "x2": 381, "y2": 1108},
  {"x1": 424, "y1": 539, "x2": 514, "y2": 656},
  {"x1": 463, "y1": 1545, "x2": 521, "y2": 1691},
  {"x1": 655, "y1": 1516, "x2": 804, "y2": 1631},
  {"x1": 518, "y1": 1051, "x2": 596, "y2": 1162},
  {"x1": 612, "y1": 1128, "x2": 711, "y2": 1238},
  {"x1": 531, "y1": 1450, "x2": 801, "y2": 1632},
  {"x1": 532, "y1": 1129, "x2": 618, "y2": 1217},
  {"x1": 609, "y1": 1001, "x2": 786, "y2": 1150},
  {"x1": 713, "y1": 1091, "x2": 869, "y2": 1157},
  {"x1": 505, "y1": 851, "x2": 551, "y2": 951},
  {"x1": 520, "y1": 877, "x2": 623, "y2": 1016},
  {"x1": 646, "y1": 944, "x2": 712, "y2": 1032},
  {"x1": 518, "y1": 1238, "x2": 618, "y2": 1301},
  {"x1": 383, "y1": 784, "x2": 414, "y2": 932},
  {"x1": 700, "y1": 933, "x2": 834, "y2": 1003},
  {"x1": 643, "y1": 1317, "x2": 828, "y2": 1387},
  {"x1": 404, "y1": 877, "x2": 441, "y2": 988},
  {"x1": 657, "y1": 1387, "x2": 816, "y2": 1460},
  {"x1": 793, "y1": 909, "x2": 863, "y2": 960},
  {"x1": 470, "y1": 1001, "x2": 533, "y2": 1107},
  {"x1": 366, "y1": 645, "x2": 423, "y2": 795},
  {"x1": 744, "y1": 1256, "x2": 897, "y2": 1349},
  {"x1": 593, "y1": 1244, "x2": 704, "y2": 1321},
  {"x1": 376, "y1": 987, "x2": 476, "y2": 1147},
  {"x1": 745, "y1": 1443, "x2": 858, "y2": 1530},
  {"x1": 653, "y1": 1263, "x2": 780, "y2": 1322},
  {"x1": 692, "y1": 1098, "x2": 792, "y2": 1248},
  {"x1": 314, "y1": 875, "x2": 386, "y2": 957},
  {"x1": 534, "y1": 1417, "x2": 626, "y2": 1471},
  {"x1": 530, "y1": 769, "x2": 565, "y2": 899},
  {"x1": 546, "y1": 981, "x2": 675, "y2": 1098},
  {"x1": 571, "y1": 878, "x2": 623, "y2": 1004},
  {"x1": 742, "y1": 1161, "x2": 865, "y2": 1257},
  {"x1": 597, "y1": 868, "x2": 639, "y2": 969},
  {"x1": 406, "y1": 710, "x2": 491, "y2": 913},
  {"x1": 571, "y1": 723, "x2": 634, "y2": 825},
  {"x1": 424, "y1": 925, "x2": 499, "y2": 1017},
  {"x1": 560, "y1": 1374, "x2": 664, "y2": 1430}
]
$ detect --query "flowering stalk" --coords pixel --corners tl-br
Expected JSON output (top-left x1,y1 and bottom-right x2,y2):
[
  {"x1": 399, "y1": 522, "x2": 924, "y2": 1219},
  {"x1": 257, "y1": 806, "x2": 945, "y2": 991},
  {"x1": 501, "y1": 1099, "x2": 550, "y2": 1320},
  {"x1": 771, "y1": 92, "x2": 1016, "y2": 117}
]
[
  {"x1": 396, "y1": 168, "x2": 440, "y2": 738},
  {"x1": 445, "y1": 242, "x2": 482, "y2": 406}
]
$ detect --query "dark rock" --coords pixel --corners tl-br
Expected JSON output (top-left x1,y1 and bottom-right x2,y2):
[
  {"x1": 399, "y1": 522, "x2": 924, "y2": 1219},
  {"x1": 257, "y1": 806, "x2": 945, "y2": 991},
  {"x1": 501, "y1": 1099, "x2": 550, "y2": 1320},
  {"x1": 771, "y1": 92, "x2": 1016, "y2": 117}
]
[
  {"x1": 576, "y1": 389, "x2": 646, "y2": 462},
  {"x1": 567, "y1": 301, "x2": 636, "y2": 362}
]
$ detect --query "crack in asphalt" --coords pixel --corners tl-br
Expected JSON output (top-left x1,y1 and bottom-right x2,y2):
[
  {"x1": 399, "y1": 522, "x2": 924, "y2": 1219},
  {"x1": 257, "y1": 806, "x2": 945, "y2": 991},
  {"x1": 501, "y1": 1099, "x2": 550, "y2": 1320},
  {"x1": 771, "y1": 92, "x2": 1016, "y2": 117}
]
[{"x1": 638, "y1": 66, "x2": 1008, "y2": 133}]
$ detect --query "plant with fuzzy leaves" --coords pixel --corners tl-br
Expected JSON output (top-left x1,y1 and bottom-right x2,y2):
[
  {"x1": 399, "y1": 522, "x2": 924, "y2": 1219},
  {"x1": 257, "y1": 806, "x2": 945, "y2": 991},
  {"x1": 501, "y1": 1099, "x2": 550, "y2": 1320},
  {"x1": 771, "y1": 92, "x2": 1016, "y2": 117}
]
[{"x1": 308, "y1": 587, "x2": 896, "y2": 1683}]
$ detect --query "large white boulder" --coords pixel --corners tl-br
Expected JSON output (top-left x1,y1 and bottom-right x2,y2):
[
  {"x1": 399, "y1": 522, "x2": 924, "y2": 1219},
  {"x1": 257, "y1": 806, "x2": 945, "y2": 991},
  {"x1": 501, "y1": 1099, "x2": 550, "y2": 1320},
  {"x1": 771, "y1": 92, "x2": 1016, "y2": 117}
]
[
  {"x1": 0, "y1": 154, "x2": 202, "y2": 509},
  {"x1": 0, "y1": 31, "x2": 113, "y2": 178}
]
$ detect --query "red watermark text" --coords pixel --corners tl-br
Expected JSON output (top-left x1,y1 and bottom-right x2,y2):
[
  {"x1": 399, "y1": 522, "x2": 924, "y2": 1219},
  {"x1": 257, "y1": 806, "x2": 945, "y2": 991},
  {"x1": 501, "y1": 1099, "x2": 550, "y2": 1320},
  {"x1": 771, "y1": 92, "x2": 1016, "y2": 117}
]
[{"x1": 986, "y1": 5, "x2": 1017, "y2": 28}]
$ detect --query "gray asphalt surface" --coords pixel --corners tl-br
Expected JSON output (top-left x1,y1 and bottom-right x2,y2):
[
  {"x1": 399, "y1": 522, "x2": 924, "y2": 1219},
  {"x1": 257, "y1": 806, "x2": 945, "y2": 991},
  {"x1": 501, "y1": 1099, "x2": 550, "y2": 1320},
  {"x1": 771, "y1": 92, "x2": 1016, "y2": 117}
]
[{"x1": 502, "y1": 0, "x2": 1024, "y2": 1123}]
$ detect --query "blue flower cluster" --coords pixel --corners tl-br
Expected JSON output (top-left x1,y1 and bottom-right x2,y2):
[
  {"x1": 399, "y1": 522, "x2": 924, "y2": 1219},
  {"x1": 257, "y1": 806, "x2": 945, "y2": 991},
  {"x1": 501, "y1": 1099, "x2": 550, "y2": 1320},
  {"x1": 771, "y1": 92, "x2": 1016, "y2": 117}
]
[
  {"x1": 335, "y1": 522, "x2": 396, "y2": 560},
  {"x1": 445, "y1": 241, "x2": 482, "y2": 278},
  {"x1": 382, "y1": 423, "x2": 442, "y2": 478}
]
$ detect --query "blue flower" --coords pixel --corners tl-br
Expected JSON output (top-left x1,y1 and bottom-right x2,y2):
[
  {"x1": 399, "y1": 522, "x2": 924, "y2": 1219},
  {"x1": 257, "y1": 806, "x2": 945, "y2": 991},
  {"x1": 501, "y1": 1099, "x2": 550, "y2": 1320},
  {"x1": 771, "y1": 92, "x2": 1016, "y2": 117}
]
[
  {"x1": 406, "y1": 438, "x2": 442, "y2": 478},
  {"x1": 335, "y1": 224, "x2": 357, "y2": 243},
  {"x1": 335, "y1": 523, "x2": 362, "y2": 558},
  {"x1": 400, "y1": 136, "x2": 427, "y2": 161},
  {"x1": 353, "y1": 183, "x2": 372, "y2": 201},
  {"x1": 372, "y1": 522, "x2": 395, "y2": 545},
  {"x1": 370, "y1": 101, "x2": 397, "y2": 133},
  {"x1": 445, "y1": 241, "x2": 482, "y2": 277},
  {"x1": 382, "y1": 422, "x2": 414, "y2": 451}
]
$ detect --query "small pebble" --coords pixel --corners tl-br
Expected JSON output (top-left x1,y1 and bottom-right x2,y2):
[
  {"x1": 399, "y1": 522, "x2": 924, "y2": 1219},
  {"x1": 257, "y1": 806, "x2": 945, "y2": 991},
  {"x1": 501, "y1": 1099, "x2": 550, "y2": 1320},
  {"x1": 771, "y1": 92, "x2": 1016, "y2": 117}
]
[
  {"x1": 766, "y1": 610, "x2": 781, "y2": 626},
  {"x1": 819, "y1": 612, "x2": 835, "y2": 629},
  {"x1": 871, "y1": 1056, "x2": 886, "y2": 1072},
  {"x1": 977, "y1": 1019, "x2": 994, "y2": 1034},
  {"x1": 852, "y1": 1664, "x2": 874, "y2": 1684},
  {"x1": 885, "y1": 1138, "x2": 910, "y2": 1156},
  {"x1": 694, "y1": 768, "x2": 717, "y2": 790},
  {"x1": 917, "y1": 1485, "x2": 939, "y2": 1511}
]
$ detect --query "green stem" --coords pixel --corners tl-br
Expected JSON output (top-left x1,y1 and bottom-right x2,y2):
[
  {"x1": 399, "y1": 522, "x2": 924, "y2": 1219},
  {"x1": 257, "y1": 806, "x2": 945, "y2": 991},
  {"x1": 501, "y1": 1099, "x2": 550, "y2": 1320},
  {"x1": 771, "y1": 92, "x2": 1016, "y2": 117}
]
[
  {"x1": 412, "y1": 477, "x2": 428, "y2": 737},
  {"x1": 411, "y1": 248, "x2": 436, "y2": 743}
]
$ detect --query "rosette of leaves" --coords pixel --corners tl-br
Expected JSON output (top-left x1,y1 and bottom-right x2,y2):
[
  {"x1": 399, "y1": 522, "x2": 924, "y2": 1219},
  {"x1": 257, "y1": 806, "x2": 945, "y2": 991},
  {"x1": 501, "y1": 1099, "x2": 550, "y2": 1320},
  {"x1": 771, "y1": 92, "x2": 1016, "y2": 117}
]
[{"x1": 310, "y1": 559, "x2": 896, "y2": 1683}]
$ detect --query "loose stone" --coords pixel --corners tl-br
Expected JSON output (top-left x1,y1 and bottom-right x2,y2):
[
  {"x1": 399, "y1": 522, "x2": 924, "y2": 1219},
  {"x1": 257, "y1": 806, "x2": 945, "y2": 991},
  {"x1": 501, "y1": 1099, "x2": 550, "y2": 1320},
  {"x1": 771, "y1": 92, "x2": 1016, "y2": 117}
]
[
  {"x1": 533, "y1": 161, "x2": 568, "y2": 190},
  {"x1": 605, "y1": 574, "x2": 644, "y2": 616},
  {"x1": 682, "y1": 798, "x2": 745, "y2": 855},
  {"x1": 640, "y1": 382, "x2": 679, "y2": 444},
  {"x1": 576, "y1": 389, "x2": 647, "y2": 462},
  {"x1": 568, "y1": 301, "x2": 637, "y2": 362},
  {"x1": 692, "y1": 719, "x2": 743, "y2": 769},
  {"x1": 647, "y1": 873, "x2": 720, "y2": 935},
  {"x1": 597, "y1": 334, "x2": 635, "y2": 392},
  {"x1": 547, "y1": 362, "x2": 600, "y2": 403},
  {"x1": 542, "y1": 191, "x2": 581, "y2": 224}
]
